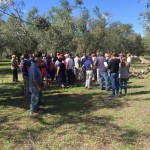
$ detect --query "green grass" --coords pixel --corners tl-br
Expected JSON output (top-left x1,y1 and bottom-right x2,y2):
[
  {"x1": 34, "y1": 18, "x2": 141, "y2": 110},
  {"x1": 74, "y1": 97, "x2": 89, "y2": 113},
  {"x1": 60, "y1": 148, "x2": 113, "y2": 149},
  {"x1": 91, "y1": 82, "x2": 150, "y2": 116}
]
[{"x1": 0, "y1": 57, "x2": 150, "y2": 150}]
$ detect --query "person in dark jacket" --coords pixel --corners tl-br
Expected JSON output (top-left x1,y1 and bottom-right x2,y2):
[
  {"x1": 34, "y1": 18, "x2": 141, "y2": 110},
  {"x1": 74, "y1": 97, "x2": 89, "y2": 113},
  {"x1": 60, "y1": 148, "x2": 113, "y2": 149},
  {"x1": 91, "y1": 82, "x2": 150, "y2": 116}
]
[
  {"x1": 22, "y1": 53, "x2": 30, "y2": 99},
  {"x1": 108, "y1": 52, "x2": 120, "y2": 97},
  {"x1": 56, "y1": 57, "x2": 66, "y2": 88}
]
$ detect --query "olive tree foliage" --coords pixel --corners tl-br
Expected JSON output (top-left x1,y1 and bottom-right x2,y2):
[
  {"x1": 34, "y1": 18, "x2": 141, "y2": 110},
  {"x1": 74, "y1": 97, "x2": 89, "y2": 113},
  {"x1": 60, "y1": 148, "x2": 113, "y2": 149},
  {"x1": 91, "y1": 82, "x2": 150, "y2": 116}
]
[
  {"x1": 139, "y1": 0, "x2": 150, "y2": 54},
  {"x1": 0, "y1": 0, "x2": 145, "y2": 55},
  {"x1": 0, "y1": 0, "x2": 38, "y2": 55}
]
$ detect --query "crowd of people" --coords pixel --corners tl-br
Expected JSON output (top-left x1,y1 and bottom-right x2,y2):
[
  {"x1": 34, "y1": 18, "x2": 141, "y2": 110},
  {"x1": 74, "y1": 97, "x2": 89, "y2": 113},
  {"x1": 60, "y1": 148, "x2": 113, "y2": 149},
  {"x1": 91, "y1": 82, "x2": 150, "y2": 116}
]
[{"x1": 10, "y1": 51, "x2": 131, "y2": 114}]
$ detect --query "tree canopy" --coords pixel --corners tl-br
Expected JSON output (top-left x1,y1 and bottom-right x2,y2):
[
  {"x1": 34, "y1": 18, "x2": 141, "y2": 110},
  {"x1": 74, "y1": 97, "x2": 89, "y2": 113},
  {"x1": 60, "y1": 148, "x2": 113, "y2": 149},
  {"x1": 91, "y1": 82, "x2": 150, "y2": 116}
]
[{"x1": 0, "y1": 0, "x2": 148, "y2": 56}]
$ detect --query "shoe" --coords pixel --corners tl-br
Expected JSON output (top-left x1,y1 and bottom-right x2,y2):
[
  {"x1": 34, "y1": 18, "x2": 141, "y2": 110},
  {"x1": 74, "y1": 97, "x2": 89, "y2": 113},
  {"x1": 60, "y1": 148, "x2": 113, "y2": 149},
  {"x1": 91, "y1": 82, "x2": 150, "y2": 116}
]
[
  {"x1": 30, "y1": 111, "x2": 38, "y2": 115},
  {"x1": 108, "y1": 95, "x2": 115, "y2": 99},
  {"x1": 115, "y1": 94, "x2": 119, "y2": 97}
]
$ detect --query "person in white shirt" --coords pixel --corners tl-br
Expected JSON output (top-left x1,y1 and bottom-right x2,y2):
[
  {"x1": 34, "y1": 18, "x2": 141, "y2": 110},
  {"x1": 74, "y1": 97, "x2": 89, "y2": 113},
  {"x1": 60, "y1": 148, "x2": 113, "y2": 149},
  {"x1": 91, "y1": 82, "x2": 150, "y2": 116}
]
[
  {"x1": 74, "y1": 54, "x2": 81, "y2": 81},
  {"x1": 127, "y1": 53, "x2": 131, "y2": 66},
  {"x1": 65, "y1": 53, "x2": 74, "y2": 85}
]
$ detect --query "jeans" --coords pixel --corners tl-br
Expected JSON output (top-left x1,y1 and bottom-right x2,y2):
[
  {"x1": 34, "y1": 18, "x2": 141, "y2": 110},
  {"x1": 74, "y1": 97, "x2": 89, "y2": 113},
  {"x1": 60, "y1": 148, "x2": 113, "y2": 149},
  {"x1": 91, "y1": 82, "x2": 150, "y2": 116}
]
[
  {"x1": 29, "y1": 86, "x2": 42, "y2": 112},
  {"x1": 85, "y1": 70, "x2": 93, "y2": 88},
  {"x1": 97, "y1": 69, "x2": 100, "y2": 82},
  {"x1": 74, "y1": 67, "x2": 79, "y2": 81},
  {"x1": 23, "y1": 76, "x2": 30, "y2": 98},
  {"x1": 67, "y1": 69, "x2": 74, "y2": 85},
  {"x1": 110, "y1": 73, "x2": 119, "y2": 96},
  {"x1": 12, "y1": 69, "x2": 18, "y2": 82},
  {"x1": 120, "y1": 78, "x2": 128, "y2": 94},
  {"x1": 100, "y1": 72, "x2": 109, "y2": 90}
]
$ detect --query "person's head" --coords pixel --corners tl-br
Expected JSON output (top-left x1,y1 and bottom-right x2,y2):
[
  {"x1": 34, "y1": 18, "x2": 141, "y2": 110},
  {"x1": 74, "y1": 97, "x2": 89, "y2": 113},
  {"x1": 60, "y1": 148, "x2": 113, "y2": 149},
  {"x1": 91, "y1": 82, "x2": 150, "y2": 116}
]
[
  {"x1": 24, "y1": 53, "x2": 29, "y2": 59},
  {"x1": 20, "y1": 55, "x2": 24, "y2": 60},
  {"x1": 99, "y1": 52, "x2": 104, "y2": 57},
  {"x1": 34, "y1": 52, "x2": 42, "y2": 66},
  {"x1": 91, "y1": 53, "x2": 95, "y2": 57},
  {"x1": 76, "y1": 54, "x2": 79, "y2": 57},
  {"x1": 111, "y1": 52, "x2": 118, "y2": 59},
  {"x1": 69, "y1": 53, "x2": 72, "y2": 58},
  {"x1": 121, "y1": 56, "x2": 127, "y2": 67},
  {"x1": 64, "y1": 54, "x2": 69, "y2": 58},
  {"x1": 105, "y1": 53, "x2": 110, "y2": 58},
  {"x1": 46, "y1": 54, "x2": 51, "y2": 59},
  {"x1": 12, "y1": 55, "x2": 16, "y2": 59},
  {"x1": 58, "y1": 57, "x2": 62, "y2": 62},
  {"x1": 88, "y1": 56, "x2": 92, "y2": 60},
  {"x1": 34, "y1": 57, "x2": 42, "y2": 66},
  {"x1": 57, "y1": 52, "x2": 60, "y2": 57},
  {"x1": 127, "y1": 53, "x2": 131, "y2": 57}
]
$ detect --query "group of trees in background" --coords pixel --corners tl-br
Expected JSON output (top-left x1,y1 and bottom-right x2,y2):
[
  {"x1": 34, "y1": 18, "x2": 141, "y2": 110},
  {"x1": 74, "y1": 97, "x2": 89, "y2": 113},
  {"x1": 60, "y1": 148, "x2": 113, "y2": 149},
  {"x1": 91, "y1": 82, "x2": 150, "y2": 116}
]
[{"x1": 0, "y1": 0, "x2": 149, "y2": 57}]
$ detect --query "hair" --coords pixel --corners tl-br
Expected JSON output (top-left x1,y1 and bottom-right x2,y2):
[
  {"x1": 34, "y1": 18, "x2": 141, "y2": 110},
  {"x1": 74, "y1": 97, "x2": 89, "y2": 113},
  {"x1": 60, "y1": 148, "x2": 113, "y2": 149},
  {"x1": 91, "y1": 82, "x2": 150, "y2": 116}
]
[
  {"x1": 58, "y1": 57, "x2": 62, "y2": 62},
  {"x1": 12, "y1": 55, "x2": 16, "y2": 59},
  {"x1": 111, "y1": 52, "x2": 118, "y2": 57},
  {"x1": 24, "y1": 53, "x2": 29, "y2": 59},
  {"x1": 121, "y1": 56, "x2": 127, "y2": 68},
  {"x1": 99, "y1": 52, "x2": 104, "y2": 56},
  {"x1": 34, "y1": 51, "x2": 42, "y2": 58},
  {"x1": 34, "y1": 57, "x2": 41, "y2": 63},
  {"x1": 20, "y1": 55, "x2": 24, "y2": 60}
]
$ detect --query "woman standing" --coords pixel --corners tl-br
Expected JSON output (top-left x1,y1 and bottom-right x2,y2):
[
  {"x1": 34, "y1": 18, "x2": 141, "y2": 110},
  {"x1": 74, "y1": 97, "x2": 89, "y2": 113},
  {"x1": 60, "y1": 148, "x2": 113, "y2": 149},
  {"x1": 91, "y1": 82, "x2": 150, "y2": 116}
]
[
  {"x1": 119, "y1": 56, "x2": 130, "y2": 95},
  {"x1": 56, "y1": 57, "x2": 66, "y2": 88},
  {"x1": 11, "y1": 55, "x2": 18, "y2": 83}
]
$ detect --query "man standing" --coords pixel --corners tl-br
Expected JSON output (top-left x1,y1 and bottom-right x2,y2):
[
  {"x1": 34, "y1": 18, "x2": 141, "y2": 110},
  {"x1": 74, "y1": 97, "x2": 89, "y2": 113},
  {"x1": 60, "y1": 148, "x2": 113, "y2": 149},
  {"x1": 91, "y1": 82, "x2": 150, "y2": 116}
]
[
  {"x1": 96, "y1": 52, "x2": 109, "y2": 91},
  {"x1": 22, "y1": 53, "x2": 30, "y2": 100},
  {"x1": 83, "y1": 55, "x2": 93, "y2": 89},
  {"x1": 65, "y1": 53, "x2": 74, "y2": 85},
  {"x1": 29, "y1": 54, "x2": 42, "y2": 114},
  {"x1": 74, "y1": 54, "x2": 81, "y2": 81},
  {"x1": 11, "y1": 55, "x2": 18, "y2": 83},
  {"x1": 108, "y1": 52, "x2": 120, "y2": 97}
]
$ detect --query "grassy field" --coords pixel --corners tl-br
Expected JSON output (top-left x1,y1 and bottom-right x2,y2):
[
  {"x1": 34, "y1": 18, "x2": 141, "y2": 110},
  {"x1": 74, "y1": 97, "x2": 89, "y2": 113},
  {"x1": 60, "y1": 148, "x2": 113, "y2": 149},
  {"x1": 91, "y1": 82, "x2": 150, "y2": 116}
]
[{"x1": 0, "y1": 57, "x2": 150, "y2": 150}]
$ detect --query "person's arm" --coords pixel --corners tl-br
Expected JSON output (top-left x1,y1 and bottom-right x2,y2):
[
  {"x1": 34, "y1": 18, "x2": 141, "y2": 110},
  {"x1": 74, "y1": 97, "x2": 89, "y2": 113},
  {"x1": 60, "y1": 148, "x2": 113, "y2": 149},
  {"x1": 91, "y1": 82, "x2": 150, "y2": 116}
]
[
  {"x1": 33, "y1": 79, "x2": 42, "y2": 91},
  {"x1": 94, "y1": 60, "x2": 97, "y2": 68},
  {"x1": 32, "y1": 68, "x2": 42, "y2": 91},
  {"x1": 57, "y1": 66, "x2": 60, "y2": 77},
  {"x1": 104, "y1": 61, "x2": 108, "y2": 68},
  {"x1": 65, "y1": 59, "x2": 68, "y2": 70},
  {"x1": 108, "y1": 60, "x2": 111, "y2": 70},
  {"x1": 90, "y1": 63, "x2": 93, "y2": 70}
]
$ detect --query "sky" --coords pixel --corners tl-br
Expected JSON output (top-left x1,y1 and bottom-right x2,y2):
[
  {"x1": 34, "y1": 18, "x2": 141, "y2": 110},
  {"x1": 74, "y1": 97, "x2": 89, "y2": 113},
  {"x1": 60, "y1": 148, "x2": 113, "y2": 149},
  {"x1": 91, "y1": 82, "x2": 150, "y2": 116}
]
[{"x1": 19, "y1": 0, "x2": 147, "y2": 36}]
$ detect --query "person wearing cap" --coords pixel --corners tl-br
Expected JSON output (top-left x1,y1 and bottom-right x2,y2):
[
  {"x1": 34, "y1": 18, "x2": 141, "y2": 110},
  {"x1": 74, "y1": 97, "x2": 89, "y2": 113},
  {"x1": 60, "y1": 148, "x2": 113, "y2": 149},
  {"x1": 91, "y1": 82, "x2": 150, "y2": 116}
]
[
  {"x1": 11, "y1": 55, "x2": 18, "y2": 83},
  {"x1": 29, "y1": 54, "x2": 42, "y2": 114}
]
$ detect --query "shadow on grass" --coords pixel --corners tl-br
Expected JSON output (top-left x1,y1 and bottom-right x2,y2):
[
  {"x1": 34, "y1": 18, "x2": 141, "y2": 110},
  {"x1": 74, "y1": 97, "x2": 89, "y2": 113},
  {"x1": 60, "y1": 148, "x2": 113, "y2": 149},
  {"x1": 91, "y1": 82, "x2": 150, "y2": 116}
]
[
  {"x1": 0, "y1": 82, "x2": 150, "y2": 149},
  {"x1": 128, "y1": 85, "x2": 145, "y2": 89},
  {"x1": 130, "y1": 90, "x2": 150, "y2": 95},
  {"x1": 0, "y1": 68, "x2": 12, "y2": 75}
]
